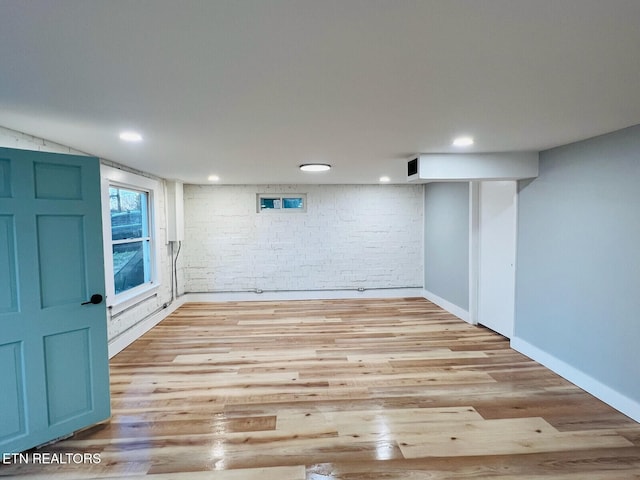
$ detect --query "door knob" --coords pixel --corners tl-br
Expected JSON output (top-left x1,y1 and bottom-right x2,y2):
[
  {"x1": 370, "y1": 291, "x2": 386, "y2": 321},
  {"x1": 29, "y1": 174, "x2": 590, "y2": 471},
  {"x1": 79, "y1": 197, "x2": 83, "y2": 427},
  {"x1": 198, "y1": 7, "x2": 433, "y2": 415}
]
[{"x1": 81, "y1": 294, "x2": 103, "y2": 305}]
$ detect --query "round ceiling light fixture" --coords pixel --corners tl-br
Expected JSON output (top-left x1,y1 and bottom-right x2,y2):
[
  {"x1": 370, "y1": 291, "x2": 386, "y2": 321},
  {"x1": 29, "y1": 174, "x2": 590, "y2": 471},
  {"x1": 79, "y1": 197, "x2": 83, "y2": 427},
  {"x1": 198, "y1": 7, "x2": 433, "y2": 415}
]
[
  {"x1": 119, "y1": 130, "x2": 143, "y2": 142},
  {"x1": 299, "y1": 163, "x2": 331, "y2": 172},
  {"x1": 207, "y1": 175, "x2": 220, "y2": 182},
  {"x1": 452, "y1": 136, "x2": 474, "y2": 147},
  {"x1": 379, "y1": 176, "x2": 391, "y2": 183}
]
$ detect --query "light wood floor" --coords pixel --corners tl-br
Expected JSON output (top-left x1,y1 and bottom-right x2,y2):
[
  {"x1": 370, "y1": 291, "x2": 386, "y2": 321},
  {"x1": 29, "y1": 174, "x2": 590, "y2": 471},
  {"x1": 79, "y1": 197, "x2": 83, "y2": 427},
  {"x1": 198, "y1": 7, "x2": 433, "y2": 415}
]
[{"x1": 3, "y1": 298, "x2": 640, "y2": 479}]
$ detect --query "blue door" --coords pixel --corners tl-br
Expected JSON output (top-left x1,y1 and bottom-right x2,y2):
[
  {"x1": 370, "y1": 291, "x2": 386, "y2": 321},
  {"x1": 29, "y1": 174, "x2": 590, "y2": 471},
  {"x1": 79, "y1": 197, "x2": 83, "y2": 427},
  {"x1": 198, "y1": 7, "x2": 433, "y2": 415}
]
[{"x1": 0, "y1": 147, "x2": 110, "y2": 454}]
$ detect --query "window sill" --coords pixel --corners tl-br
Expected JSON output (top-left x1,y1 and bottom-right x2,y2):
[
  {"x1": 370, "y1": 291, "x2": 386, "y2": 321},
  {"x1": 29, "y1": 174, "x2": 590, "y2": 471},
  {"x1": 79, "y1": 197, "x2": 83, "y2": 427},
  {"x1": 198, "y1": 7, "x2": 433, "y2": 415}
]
[{"x1": 107, "y1": 283, "x2": 160, "y2": 315}]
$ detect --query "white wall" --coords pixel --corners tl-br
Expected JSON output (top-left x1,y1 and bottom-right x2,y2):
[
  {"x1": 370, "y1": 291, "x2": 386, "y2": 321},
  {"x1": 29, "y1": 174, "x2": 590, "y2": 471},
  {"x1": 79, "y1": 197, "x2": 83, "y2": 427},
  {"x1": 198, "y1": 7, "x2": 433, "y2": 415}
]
[
  {"x1": 0, "y1": 126, "x2": 176, "y2": 343},
  {"x1": 182, "y1": 184, "x2": 423, "y2": 292}
]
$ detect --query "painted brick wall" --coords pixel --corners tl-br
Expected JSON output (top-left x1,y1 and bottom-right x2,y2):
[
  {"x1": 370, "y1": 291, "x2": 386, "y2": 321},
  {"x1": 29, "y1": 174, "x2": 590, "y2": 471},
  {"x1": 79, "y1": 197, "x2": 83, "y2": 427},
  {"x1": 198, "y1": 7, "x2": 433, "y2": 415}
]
[
  {"x1": 182, "y1": 184, "x2": 423, "y2": 292},
  {"x1": 0, "y1": 126, "x2": 175, "y2": 342},
  {"x1": 0, "y1": 126, "x2": 88, "y2": 155},
  {"x1": 106, "y1": 189, "x2": 175, "y2": 341}
]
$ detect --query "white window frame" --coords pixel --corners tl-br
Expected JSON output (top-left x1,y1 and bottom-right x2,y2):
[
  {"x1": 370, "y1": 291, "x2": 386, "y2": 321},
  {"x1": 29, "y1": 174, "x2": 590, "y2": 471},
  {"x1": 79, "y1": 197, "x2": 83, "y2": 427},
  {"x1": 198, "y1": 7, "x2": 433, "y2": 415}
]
[
  {"x1": 257, "y1": 193, "x2": 307, "y2": 213},
  {"x1": 100, "y1": 165, "x2": 161, "y2": 314}
]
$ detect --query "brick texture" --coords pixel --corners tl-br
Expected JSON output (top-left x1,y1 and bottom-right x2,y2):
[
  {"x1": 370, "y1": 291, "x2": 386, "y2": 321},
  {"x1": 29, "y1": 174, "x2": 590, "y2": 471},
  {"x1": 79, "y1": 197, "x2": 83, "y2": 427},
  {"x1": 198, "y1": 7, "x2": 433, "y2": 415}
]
[
  {"x1": 183, "y1": 184, "x2": 423, "y2": 292},
  {"x1": 0, "y1": 126, "x2": 175, "y2": 341}
]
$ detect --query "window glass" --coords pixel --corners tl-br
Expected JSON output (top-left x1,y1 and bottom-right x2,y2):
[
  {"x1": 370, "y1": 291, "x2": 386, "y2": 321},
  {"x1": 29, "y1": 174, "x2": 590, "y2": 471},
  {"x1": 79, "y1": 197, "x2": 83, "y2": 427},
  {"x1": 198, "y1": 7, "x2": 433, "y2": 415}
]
[
  {"x1": 112, "y1": 241, "x2": 150, "y2": 294},
  {"x1": 109, "y1": 187, "x2": 148, "y2": 240},
  {"x1": 260, "y1": 197, "x2": 280, "y2": 209},
  {"x1": 283, "y1": 197, "x2": 304, "y2": 209},
  {"x1": 108, "y1": 185, "x2": 152, "y2": 295}
]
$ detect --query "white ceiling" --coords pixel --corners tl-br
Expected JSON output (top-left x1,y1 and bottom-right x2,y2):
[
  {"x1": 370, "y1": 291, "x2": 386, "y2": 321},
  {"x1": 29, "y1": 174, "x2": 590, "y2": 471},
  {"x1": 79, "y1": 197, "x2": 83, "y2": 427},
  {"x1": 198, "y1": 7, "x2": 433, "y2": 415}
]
[{"x1": 1, "y1": 0, "x2": 639, "y2": 184}]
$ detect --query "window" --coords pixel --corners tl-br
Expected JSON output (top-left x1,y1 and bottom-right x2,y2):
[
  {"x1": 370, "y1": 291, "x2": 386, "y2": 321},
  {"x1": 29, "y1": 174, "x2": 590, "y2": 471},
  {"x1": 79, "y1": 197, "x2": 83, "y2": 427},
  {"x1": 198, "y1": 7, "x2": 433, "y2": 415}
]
[
  {"x1": 101, "y1": 165, "x2": 161, "y2": 312},
  {"x1": 257, "y1": 193, "x2": 306, "y2": 212},
  {"x1": 109, "y1": 186, "x2": 150, "y2": 294}
]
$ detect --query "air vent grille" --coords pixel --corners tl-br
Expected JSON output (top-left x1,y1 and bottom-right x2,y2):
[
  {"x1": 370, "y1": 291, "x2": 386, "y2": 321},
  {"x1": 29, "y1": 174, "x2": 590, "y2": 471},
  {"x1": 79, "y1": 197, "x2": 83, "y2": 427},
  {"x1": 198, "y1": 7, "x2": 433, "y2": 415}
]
[{"x1": 408, "y1": 158, "x2": 418, "y2": 176}]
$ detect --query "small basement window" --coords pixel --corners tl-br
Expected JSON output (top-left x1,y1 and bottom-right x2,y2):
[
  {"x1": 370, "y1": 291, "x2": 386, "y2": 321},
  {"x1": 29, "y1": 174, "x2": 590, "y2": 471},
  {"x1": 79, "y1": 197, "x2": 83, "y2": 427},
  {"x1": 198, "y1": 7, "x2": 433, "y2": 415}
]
[{"x1": 257, "y1": 193, "x2": 306, "y2": 212}]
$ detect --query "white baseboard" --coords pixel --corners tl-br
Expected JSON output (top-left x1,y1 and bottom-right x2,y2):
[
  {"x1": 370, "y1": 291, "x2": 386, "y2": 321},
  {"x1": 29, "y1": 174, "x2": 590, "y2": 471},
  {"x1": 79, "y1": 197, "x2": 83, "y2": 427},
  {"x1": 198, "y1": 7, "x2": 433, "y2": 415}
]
[
  {"x1": 511, "y1": 336, "x2": 640, "y2": 423},
  {"x1": 422, "y1": 289, "x2": 471, "y2": 323},
  {"x1": 108, "y1": 298, "x2": 185, "y2": 358},
  {"x1": 183, "y1": 288, "x2": 424, "y2": 303}
]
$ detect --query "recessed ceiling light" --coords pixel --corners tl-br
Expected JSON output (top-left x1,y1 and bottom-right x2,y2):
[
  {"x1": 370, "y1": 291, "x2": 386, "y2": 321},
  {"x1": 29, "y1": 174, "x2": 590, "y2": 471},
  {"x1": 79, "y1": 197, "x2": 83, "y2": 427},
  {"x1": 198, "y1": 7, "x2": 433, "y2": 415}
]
[
  {"x1": 299, "y1": 164, "x2": 331, "y2": 172},
  {"x1": 452, "y1": 136, "x2": 474, "y2": 147},
  {"x1": 119, "y1": 131, "x2": 143, "y2": 142},
  {"x1": 379, "y1": 176, "x2": 391, "y2": 183},
  {"x1": 207, "y1": 175, "x2": 220, "y2": 182}
]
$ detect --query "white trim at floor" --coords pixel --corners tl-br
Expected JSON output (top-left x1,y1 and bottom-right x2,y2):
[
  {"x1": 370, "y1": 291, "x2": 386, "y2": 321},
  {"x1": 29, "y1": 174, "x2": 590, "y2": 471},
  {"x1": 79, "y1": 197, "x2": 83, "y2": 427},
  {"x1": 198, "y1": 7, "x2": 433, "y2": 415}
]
[
  {"x1": 186, "y1": 288, "x2": 424, "y2": 303},
  {"x1": 511, "y1": 336, "x2": 640, "y2": 424},
  {"x1": 108, "y1": 299, "x2": 184, "y2": 358},
  {"x1": 422, "y1": 289, "x2": 471, "y2": 323}
]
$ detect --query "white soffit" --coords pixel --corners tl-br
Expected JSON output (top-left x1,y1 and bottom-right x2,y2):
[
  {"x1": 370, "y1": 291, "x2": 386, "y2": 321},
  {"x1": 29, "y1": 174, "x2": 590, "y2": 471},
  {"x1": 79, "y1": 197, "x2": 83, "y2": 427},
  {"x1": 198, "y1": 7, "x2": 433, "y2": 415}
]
[{"x1": 407, "y1": 153, "x2": 539, "y2": 183}]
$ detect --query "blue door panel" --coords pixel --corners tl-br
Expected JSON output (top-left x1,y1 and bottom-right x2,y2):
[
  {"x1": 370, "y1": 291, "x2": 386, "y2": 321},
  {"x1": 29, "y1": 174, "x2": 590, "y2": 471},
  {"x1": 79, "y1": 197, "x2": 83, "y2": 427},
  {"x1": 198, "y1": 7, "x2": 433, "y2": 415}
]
[
  {"x1": 0, "y1": 341, "x2": 27, "y2": 443},
  {"x1": 0, "y1": 147, "x2": 110, "y2": 455},
  {"x1": 37, "y1": 215, "x2": 87, "y2": 308},
  {"x1": 0, "y1": 158, "x2": 10, "y2": 197},
  {"x1": 0, "y1": 215, "x2": 18, "y2": 313},
  {"x1": 33, "y1": 161, "x2": 82, "y2": 200},
  {"x1": 44, "y1": 328, "x2": 93, "y2": 425}
]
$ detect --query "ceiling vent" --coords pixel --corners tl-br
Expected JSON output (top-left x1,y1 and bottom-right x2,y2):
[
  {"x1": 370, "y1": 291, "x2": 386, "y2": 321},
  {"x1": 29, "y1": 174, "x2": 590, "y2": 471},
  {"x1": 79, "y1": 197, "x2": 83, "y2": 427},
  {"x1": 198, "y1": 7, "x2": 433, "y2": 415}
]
[{"x1": 407, "y1": 158, "x2": 418, "y2": 177}]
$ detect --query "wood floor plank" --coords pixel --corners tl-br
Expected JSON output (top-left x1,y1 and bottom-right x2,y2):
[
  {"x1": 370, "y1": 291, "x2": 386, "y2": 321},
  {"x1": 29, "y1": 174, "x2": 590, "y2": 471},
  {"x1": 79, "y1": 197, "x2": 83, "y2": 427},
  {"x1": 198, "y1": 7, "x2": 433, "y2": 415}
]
[
  {"x1": 307, "y1": 455, "x2": 640, "y2": 480},
  {"x1": 2, "y1": 297, "x2": 639, "y2": 478},
  {"x1": 398, "y1": 417, "x2": 632, "y2": 458},
  {"x1": 109, "y1": 465, "x2": 307, "y2": 480}
]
